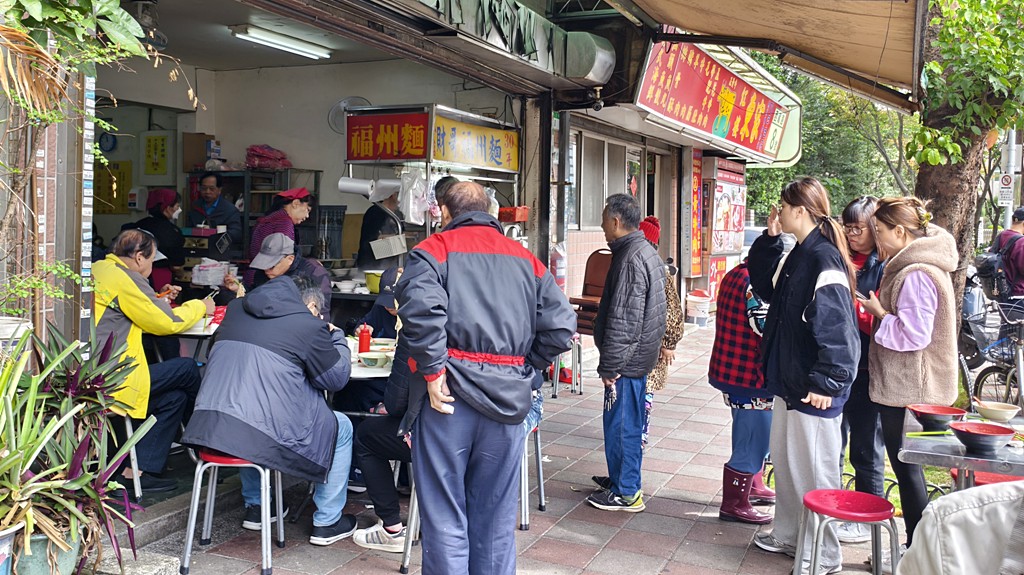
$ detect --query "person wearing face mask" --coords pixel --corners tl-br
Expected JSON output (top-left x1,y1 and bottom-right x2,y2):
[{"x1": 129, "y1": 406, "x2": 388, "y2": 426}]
[
  {"x1": 244, "y1": 187, "x2": 313, "y2": 286},
  {"x1": 124, "y1": 188, "x2": 186, "y2": 292}
]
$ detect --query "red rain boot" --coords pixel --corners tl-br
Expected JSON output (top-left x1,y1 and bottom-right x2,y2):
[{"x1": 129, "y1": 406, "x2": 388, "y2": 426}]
[
  {"x1": 749, "y1": 465, "x2": 776, "y2": 505},
  {"x1": 719, "y1": 465, "x2": 772, "y2": 524}
]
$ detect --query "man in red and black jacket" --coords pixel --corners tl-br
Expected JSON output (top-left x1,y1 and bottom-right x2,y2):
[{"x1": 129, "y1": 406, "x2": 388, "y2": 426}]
[
  {"x1": 396, "y1": 182, "x2": 576, "y2": 575},
  {"x1": 708, "y1": 261, "x2": 776, "y2": 525}
]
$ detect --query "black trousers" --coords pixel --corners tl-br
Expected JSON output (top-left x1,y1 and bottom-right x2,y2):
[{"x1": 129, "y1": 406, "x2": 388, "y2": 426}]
[
  {"x1": 354, "y1": 415, "x2": 410, "y2": 526},
  {"x1": 135, "y1": 358, "x2": 201, "y2": 473},
  {"x1": 877, "y1": 404, "x2": 928, "y2": 545},
  {"x1": 840, "y1": 375, "x2": 885, "y2": 497}
]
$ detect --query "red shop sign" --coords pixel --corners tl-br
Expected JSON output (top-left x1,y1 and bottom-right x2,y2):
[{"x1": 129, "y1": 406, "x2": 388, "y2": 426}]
[
  {"x1": 347, "y1": 113, "x2": 430, "y2": 161},
  {"x1": 637, "y1": 42, "x2": 788, "y2": 159}
]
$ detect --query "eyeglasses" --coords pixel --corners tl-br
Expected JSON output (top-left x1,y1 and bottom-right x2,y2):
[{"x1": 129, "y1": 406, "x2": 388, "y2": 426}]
[{"x1": 844, "y1": 225, "x2": 867, "y2": 237}]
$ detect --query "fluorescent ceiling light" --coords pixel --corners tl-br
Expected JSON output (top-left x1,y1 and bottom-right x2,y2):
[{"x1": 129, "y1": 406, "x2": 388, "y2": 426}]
[{"x1": 229, "y1": 25, "x2": 331, "y2": 60}]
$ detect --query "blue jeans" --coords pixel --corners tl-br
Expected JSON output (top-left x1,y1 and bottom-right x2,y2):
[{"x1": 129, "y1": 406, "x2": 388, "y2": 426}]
[
  {"x1": 603, "y1": 375, "x2": 645, "y2": 497},
  {"x1": 241, "y1": 411, "x2": 353, "y2": 527},
  {"x1": 727, "y1": 408, "x2": 773, "y2": 474}
]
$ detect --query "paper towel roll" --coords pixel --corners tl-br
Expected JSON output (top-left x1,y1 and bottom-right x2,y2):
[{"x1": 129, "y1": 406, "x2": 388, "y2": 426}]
[
  {"x1": 370, "y1": 178, "x2": 402, "y2": 202},
  {"x1": 337, "y1": 177, "x2": 374, "y2": 198}
]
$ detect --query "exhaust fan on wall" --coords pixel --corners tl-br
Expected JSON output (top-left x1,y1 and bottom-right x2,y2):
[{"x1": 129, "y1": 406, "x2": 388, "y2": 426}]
[{"x1": 131, "y1": 0, "x2": 168, "y2": 50}]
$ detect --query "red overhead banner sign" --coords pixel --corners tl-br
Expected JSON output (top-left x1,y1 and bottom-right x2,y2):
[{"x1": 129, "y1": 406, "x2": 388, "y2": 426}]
[
  {"x1": 347, "y1": 113, "x2": 430, "y2": 161},
  {"x1": 637, "y1": 42, "x2": 788, "y2": 160}
]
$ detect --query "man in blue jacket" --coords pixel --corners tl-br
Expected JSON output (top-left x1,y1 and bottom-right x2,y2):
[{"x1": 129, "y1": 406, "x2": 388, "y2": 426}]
[
  {"x1": 590, "y1": 193, "x2": 667, "y2": 513},
  {"x1": 181, "y1": 275, "x2": 358, "y2": 545},
  {"x1": 396, "y1": 181, "x2": 576, "y2": 575}
]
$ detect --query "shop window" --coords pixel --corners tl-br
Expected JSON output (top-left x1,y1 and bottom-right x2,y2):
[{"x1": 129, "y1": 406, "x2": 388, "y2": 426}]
[
  {"x1": 608, "y1": 143, "x2": 626, "y2": 201},
  {"x1": 580, "y1": 136, "x2": 605, "y2": 227},
  {"x1": 566, "y1": 133, "x2": 579, "y2": 227}
]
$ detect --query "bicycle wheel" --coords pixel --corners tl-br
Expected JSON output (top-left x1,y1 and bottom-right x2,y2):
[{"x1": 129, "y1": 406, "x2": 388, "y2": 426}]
[
  {"x1": 975, "y1": 365, "x2": 1012, "y2": 403},
  {"x1": 1005, "y1": 370, "x2": 1020, "y2": 404}
]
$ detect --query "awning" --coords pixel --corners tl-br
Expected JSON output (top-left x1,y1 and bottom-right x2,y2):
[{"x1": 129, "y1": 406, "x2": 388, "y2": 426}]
[{"x1": 628, "y1": 0, "x2": 926, "y2": 112}]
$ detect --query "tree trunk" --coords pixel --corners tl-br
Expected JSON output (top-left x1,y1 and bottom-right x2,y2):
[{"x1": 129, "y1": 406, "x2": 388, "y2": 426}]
[{"x1": 914, "y1": 132, "x2": 986, "y2": 318}]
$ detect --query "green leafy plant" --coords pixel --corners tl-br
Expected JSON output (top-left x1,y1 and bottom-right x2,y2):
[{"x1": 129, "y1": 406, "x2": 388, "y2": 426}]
[
  {"x1": 0, "y1": 261, "x2": 88, "y2": 318},
  {"x1": 0, "y1": 325, "x2": 156, "y2": 574}
]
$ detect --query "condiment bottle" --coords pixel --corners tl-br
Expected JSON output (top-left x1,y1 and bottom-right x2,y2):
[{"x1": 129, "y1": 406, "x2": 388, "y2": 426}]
[{"x1": 358, "y1": 323, "x2": 371, "y2": 353}]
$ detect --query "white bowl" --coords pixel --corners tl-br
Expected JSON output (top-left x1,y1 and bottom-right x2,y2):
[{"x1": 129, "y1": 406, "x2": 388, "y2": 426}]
[
  {"x1": 358, "y1": 351, "x2": 389, "y2": 368},
  {"x1": 975, "y1": 401, "x2": 1021, "y2": 423}
]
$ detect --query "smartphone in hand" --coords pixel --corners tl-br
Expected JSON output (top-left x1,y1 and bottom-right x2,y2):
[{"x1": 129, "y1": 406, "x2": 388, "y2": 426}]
[{"x1": 855, "y1": 291, "x2": 868, "y2": 301}]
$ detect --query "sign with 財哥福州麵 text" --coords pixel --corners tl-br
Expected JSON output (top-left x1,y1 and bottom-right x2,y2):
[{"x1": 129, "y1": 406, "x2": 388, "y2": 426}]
[
  {"x1": 347, "y1": 113, "x2": 430, "y2": 162},
  {"x1": 432, "y1": 116, "x2": 519, "y2": 172}
]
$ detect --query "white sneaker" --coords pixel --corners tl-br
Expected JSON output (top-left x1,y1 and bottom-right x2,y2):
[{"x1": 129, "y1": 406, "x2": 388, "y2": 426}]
[
  {"x1": 353, "y1": 521, "x2": 406, "y2": 553},
  {"x1": 836, "y1": 521, "x2": 872, "y2": 543},
  {"x1": 871, "y1": 543, "x2": 906, "y2": 575}
]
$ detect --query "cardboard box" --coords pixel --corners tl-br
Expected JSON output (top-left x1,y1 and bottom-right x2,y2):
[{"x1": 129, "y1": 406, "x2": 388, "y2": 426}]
[{"x1": 182, "y1": 132, "x2": 215, "y2": 171}]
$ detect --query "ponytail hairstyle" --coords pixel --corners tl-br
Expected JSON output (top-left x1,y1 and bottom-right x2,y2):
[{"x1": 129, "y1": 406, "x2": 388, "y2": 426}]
[
  {"x1": 780, "y1": 177, "x2": 858, "y2": 298},
  {"x1": 873, "y1": 196, "x2": 932, "y2": 239}
]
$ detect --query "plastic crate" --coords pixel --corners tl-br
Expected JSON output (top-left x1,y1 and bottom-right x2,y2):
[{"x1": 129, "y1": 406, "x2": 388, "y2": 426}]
[{"x1": 498, "y1": 206, "x2": 530, "y2": 222}]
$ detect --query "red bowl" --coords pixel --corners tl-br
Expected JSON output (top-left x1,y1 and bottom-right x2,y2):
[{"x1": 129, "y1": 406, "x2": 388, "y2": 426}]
[
  {"x1": 907, "y1": 404, "x2": 967, "y2": 432},
  {"x1": 949, "y1": 421, "x2": 1015, "y2": 455}
]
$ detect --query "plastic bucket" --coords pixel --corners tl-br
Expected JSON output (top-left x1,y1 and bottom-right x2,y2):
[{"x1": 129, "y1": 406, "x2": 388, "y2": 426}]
[
  {"x1": 0, "y1": 522, "x2": 24, "y2": 575},
  {"x1": 364, "y1": 270, "x2": 384, "y2": 294},
  {"x1": 686, "y1": 290, "x2": 712, "y2": 327}
]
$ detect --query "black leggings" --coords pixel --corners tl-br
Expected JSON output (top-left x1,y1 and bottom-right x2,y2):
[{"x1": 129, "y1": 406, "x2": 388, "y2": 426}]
[{"x1": 877, "y1": 404, "x2": 928, "y2": 546}]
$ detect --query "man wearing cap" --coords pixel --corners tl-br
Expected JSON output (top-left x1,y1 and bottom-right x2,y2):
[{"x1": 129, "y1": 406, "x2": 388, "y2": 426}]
[
  {"x1": 992, "y1": 206, "x2": 1024, "y2": 299},
  {"x1": 244, "y1": 187, "x2": 313, "y2": 286},
  {"x1": 354, "y1": 266, "x2": 400, "y2": 340},
  {"x1": 187, "y1": 171, "x2": 243, "y2": 251},
  {"x1": 248, "y1": 232, "x2": 332, "y2": 307},
  {"x1": 94, "y1": 229, "x2": 215, "y2": 492},
  {"x1": 356, "y1": 191, "x2": 404, "y2": 270}
]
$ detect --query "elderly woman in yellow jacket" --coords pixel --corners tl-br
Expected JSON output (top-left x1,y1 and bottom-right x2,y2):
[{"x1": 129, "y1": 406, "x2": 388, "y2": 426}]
[{"x1": 93, "y1": 229, "x2": 213, "y2": 493}]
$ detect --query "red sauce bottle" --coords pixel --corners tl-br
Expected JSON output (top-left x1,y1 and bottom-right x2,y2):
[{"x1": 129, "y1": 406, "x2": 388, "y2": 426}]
[{"x1": 358, "y1": 323, "x2": 371, "y2": 353}]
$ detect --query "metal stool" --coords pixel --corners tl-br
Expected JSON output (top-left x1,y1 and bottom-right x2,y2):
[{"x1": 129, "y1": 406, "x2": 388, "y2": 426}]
[
  {"x1": 180, "y1": 449, "x2": 285, "y2": 575},
  {"x1": 794, "y1": 489, "x2": 900, "y2": 575},
  {"x1": 519, "y1": 424, "x2": 546, "y2": 530}
]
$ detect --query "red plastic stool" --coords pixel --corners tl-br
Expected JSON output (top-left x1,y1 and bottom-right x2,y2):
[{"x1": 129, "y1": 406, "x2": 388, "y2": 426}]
[
  {"x1": 180, "y1": 449, "x2": 285, "y2": 575},
  {"x1": 793, "y1": 489, "x2": 901, "y2": 575},
  {"x1": 951, "y1": 467, "x2": 1024, "y2": 489}
]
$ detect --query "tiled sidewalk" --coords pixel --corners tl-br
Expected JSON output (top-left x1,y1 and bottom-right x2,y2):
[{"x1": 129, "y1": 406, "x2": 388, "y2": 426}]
[{"x1": 141, "y1": 325, "x2": 886, "y2": 574}]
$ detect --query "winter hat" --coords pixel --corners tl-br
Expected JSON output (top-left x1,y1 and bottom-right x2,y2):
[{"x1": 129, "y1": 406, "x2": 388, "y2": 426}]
[{"x1": 639, "y1": 216, "x2": 661, "y2": 245}]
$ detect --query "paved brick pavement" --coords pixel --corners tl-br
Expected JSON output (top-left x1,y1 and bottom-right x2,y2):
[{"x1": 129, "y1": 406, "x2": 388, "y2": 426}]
[{"x1": 142, "y1": 325, "x2": 890, "y2": 574}]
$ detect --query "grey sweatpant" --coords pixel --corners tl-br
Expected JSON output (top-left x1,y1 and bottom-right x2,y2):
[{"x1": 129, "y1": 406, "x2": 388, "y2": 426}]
[{"x1": 769, "y1": 402, "x2": 843, "y2": 569}]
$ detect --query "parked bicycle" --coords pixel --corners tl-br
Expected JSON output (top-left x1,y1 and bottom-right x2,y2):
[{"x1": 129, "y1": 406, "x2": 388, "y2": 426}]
[{"x1": 973, "y1": 301, "x2": 1024, "y2": 406}]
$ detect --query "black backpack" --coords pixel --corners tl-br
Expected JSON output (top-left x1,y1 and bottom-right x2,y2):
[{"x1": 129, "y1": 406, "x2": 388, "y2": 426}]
[{"x1": 975, "y1": 233, "x2": 1023, "y2": 300}]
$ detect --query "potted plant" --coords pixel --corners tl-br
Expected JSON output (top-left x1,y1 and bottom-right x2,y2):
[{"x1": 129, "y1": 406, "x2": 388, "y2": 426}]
[{"x1": 0, "y1": 326, "x2": 156, "y2": 575}]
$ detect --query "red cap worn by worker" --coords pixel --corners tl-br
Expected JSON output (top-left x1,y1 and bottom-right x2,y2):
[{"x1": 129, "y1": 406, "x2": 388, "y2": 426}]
[{"x1": 277, "y1": 187, "x2": 310, "y2": 201}]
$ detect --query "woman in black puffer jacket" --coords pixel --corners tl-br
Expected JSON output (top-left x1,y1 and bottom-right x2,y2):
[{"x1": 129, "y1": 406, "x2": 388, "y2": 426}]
[{"x1": 747, "y1": 178, "x2": 861, "y2": 574}]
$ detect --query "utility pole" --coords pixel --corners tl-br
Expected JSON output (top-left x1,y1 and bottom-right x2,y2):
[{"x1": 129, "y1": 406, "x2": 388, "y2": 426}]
[{"x1": 1002, "y1": 128, "x2": 1018, "y2": 229}]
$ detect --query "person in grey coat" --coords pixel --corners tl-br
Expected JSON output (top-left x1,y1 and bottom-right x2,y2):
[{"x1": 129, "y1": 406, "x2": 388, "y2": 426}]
[
  {"x1": 181, "y1": 275, "x2": 358, "y2": 546},
  {"x1": 589, "y1": 193, "x2": 667, "y2": 512}
]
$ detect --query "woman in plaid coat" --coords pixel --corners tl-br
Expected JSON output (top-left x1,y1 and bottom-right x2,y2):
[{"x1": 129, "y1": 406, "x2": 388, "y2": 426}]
[{"x1": 709, "y1": 260, "x2": 774, "y2": 524}]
